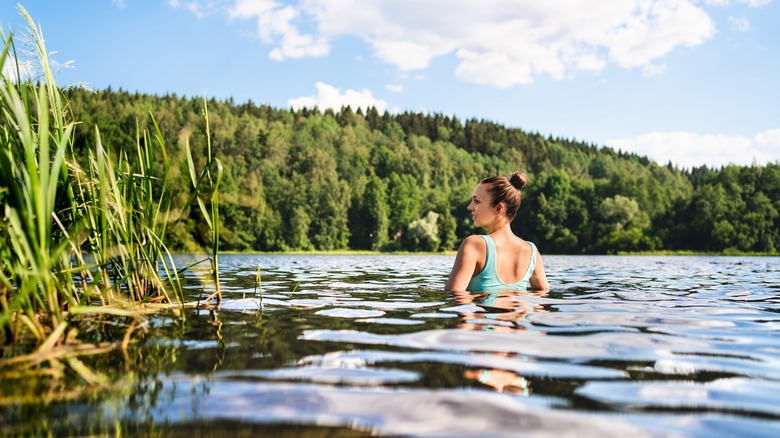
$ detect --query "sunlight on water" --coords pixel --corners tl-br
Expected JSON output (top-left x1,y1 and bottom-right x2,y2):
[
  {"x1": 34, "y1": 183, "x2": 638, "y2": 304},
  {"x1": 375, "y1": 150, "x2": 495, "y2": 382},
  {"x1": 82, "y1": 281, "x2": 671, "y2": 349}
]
[
  {"x1": 137, "y1": 254, "x2": 780, "y2": 437},
  {"x1": 5, "y1": 254, "x2": 780, "y2": 436}
]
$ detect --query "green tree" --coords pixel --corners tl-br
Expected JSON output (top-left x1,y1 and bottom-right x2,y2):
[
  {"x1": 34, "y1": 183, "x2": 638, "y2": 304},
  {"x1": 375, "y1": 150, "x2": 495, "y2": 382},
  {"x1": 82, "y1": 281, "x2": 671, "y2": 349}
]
[
  {"x1": 521, "y1": 170, "x2": 589, "y2": 253},
  {"x1": 60, "y1": 87, "x2": 780, "y2": 254},
  {"x1": 595, "y1": 195, "x2": 658, "y2": 253},
  {"x1": 364, "y1": 175, "x2": 390, "y2": 250},
  {"x1": 405, "y1": 211, "x2": 441, "y2": 251},
  {"x1": 387, "y1": 172, "x2": 420, "y2": 242},
  {"x1": 289, "y1": 206, "x2": 313, "y2": 250}
]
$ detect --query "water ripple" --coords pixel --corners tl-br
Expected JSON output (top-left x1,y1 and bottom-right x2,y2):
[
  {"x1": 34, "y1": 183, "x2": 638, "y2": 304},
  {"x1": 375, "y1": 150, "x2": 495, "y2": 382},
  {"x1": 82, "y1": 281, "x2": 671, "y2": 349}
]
[
  {"x1": 576, "y1": 378, "x2": 780, "y2": 417},
  {"x1": 159, "y1": 254, "x2": 780, "y2": 436},
  {"x1": 149, "y1": 377, "x2": 654, "y2": 438}
]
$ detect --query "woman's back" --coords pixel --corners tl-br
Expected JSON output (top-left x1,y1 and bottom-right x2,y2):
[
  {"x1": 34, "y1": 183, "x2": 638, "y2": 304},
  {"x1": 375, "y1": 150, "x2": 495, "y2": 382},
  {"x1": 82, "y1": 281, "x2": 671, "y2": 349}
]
[
  {"x1": 493, "y1": 234, "x2": 535, "y2": 284},
  {"x1": 466, "y1": 235, "x2": 537, "y2": 291},
  {"x1": 445, "y1": 171, "x2": 548, "y2": 292}
]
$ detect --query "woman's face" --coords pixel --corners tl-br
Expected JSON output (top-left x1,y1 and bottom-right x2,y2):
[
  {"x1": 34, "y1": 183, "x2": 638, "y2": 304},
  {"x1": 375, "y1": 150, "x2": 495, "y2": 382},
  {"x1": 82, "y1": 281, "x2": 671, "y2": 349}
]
[{"x1": 467, "y1": 183, "x2": 497, "y2": 228}]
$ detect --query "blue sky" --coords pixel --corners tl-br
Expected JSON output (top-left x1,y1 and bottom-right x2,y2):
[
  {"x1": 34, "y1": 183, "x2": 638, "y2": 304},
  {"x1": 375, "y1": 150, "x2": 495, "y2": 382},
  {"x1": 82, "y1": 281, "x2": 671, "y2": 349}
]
[{"x1": 2, "y1": 0, "x2": 779, "y2": 169}]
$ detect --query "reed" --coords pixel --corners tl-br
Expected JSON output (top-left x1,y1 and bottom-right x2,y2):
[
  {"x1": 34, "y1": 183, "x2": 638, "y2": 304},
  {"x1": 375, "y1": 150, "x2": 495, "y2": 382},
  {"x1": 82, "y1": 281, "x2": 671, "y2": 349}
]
[
  {"x1": 1, "y1": 7, "x2": 77, "y2": 352},
  {"x1": 0, "y1": 5, "x2": 222, "y2": 366},
  {"x1": 185, "y1": 100, "x2": 223, "y2": 303}
]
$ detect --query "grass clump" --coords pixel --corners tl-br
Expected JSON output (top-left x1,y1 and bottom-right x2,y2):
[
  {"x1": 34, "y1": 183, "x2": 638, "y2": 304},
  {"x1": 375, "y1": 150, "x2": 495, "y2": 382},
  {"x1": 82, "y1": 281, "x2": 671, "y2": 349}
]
[{"x1": 0, "y1": 5, "x2": 222, "y2": 374}]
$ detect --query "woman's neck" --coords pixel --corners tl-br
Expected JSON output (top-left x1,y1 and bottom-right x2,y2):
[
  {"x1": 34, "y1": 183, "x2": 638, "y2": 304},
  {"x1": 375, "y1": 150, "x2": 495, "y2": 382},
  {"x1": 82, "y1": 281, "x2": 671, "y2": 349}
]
[{"x1": 486, "y1": 221, "x2": 512, "y2": 236}]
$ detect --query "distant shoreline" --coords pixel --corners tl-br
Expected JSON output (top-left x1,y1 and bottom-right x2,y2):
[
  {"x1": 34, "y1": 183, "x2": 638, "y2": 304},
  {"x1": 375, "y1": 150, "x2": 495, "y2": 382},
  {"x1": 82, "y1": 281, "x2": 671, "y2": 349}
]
[
  {"x1": 206, "y1": 250, "x2": 458, "y2": 256},
  {"x1": 616, "y1": 250, "x2": 780, "y2": 256},
  {"x1": 181, "y1": 249, "x2": 779, "y2": 257}
]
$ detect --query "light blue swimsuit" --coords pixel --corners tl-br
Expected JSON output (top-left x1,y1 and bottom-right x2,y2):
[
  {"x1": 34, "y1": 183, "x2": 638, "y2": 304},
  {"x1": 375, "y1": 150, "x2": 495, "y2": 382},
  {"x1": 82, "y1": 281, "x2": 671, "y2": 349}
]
[{"x1": 466, "y1": 235, "x2": 537, "y2": 291}]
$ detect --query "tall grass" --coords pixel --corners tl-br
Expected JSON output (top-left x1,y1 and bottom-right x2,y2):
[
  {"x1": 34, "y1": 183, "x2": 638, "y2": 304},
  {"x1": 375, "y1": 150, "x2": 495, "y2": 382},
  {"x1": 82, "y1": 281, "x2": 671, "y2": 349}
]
[
  {"x1": 185, "y1": 100, "x2": 223, "y2": 302},
  {"x1": 0, "y1": 5, "x2": 222, "y2": 365},
  {"x1": 0, "y1": 7, "x2": 78, "y2": 352}
]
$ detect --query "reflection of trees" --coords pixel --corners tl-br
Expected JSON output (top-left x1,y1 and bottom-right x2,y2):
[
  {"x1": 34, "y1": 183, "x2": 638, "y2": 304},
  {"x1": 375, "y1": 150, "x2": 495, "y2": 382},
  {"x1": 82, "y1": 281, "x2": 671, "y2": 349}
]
[
  {"x1": 0, "y1": 306, "x2": 233, "y2": 436},
  {"x1": 449, "y1": 290, "x2": 547, "y2": 395}
]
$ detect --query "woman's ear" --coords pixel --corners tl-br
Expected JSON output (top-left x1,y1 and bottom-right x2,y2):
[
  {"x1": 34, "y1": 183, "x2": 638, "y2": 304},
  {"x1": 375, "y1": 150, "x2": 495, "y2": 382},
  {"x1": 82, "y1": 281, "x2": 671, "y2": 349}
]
[{"x1": 496, "y1": 202, "x2": 506, "y2": 214}]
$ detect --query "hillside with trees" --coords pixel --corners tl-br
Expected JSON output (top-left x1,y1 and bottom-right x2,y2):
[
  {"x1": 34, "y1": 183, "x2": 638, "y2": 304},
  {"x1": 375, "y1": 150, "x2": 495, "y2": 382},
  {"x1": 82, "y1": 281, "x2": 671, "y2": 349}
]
[{"x1": 64, "y1": 88, "x2": 780, "y2": 254}]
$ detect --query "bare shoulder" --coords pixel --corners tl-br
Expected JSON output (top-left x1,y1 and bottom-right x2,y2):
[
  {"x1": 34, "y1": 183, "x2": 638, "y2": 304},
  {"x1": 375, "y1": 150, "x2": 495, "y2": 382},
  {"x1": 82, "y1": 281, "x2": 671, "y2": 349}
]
[
  {"x1": 459, "y1": 235, "x2": 486, "y2": 254},
  {"x1": 461, "y1": 234, "x2": 486, "y2": 246},
  {"x1": 455, "y1": 235, "x2": 486, "y2": 263},
  {"x1": 446, "y1": 235, "x2": 487, "y2": 291}
]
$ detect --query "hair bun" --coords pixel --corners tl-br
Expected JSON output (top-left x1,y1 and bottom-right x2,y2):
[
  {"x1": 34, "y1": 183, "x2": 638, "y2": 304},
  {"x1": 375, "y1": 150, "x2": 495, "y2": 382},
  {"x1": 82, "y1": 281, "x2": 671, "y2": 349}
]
[{"x1": 509, "y1": 172, "x2": 527, "y2": 190}]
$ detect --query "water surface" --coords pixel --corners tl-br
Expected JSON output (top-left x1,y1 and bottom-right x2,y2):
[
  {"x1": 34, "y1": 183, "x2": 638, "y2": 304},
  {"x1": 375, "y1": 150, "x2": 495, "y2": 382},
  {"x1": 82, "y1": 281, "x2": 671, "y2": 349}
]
[{"x1": 3, "y1": 254, "x2": 780, "y2": 437}]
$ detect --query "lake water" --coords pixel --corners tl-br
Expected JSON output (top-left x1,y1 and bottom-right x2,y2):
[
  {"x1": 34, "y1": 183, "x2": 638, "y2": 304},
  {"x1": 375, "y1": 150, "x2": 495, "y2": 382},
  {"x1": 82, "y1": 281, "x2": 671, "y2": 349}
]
[{"x1": 3, "y1": 254, "x2": 780, "y2": 437}]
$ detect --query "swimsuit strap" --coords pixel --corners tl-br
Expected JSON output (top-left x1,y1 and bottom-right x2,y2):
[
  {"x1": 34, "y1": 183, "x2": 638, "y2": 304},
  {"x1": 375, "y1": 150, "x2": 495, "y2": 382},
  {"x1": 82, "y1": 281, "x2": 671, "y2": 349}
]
[
  {"x1": 481, "y1": 234, "x2": 497, "y2": 274},
  {"x1": 521, "y1": 241, "x2": 537, "y2": 282}
]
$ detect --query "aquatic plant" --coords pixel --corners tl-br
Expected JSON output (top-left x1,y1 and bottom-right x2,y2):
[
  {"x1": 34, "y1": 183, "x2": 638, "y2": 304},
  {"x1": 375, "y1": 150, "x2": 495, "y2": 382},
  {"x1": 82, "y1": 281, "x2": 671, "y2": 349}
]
[
  {"x1": 184, "y1": 99, "x2": 223, "y2": 303},
  {"x1": 1, "y1": 6, "x2": 86, "y2": 355},
  {"x1": 0, "y1": 5, "x2": 221, "y2": 369}
]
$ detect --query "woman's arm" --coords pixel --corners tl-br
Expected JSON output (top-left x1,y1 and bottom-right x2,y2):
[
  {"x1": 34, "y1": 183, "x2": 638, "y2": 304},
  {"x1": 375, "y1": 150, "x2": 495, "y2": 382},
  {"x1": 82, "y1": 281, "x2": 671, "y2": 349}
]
[
  {"x1": 529, "y1": 251, "x2": 549, "y2": 292},
  {"x1": 445, "y1": 236, "x2": 483, "y2": 291}
]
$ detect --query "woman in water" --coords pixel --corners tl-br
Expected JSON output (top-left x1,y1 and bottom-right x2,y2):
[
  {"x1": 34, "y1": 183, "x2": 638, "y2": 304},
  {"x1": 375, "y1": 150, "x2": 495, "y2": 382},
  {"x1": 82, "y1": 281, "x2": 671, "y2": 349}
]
[{"x1": 445, "y1": 171, "x2": 548, "y2": 292}]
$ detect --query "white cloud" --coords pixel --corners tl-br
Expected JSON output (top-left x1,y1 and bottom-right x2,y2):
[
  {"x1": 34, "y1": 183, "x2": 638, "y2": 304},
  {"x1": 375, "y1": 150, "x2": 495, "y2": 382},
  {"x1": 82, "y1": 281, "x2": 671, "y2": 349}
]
[
  {"x1": 605, "y1": 1, "x2": 715, "y2": 69},
  {"x1": 223, "y1": 0, "x2": 725, "y2": 87},
  {"x1": 226, "y1": 0, "x2": 274, "y2": 18},
  {"x1": 728, "y1": 16, "x2": 751, "y2": 31},
  {"x1": 740, "y1": 0, "x2": 771, "y2": 6},
  {"x1": 288, "y1": 82, "x2": 387, "y2": 113},
  {"x1": 1, "y1": 58, "x2": 35, "y2": 82},
  {"x1": 229, "y1": 0, "x2": 329, "y2": 59},
  {"x1": 385, "y1": 84, "x2": 403, "y2": 93},
  {"x1": 168, "y1": 0, "x2": 205, "y2": 18},
  {"x1": 755, "y1": 129, "x2": 780, "y2": 146},
  {"x1": 112, "y1": 0, "x2": 127, "y2": 8},
  {"x1": 605, "y1": 130, "x2": 780, "y2": 168},
  {"x1": 701, "y1": 0, "x2": 771, "y2": 6},
  {"x1": 169, "y1": 0, "x2": 230, "y2": 18},
  {"x1": 173, "y1": 0, "x2": 772, "y2": 87}
]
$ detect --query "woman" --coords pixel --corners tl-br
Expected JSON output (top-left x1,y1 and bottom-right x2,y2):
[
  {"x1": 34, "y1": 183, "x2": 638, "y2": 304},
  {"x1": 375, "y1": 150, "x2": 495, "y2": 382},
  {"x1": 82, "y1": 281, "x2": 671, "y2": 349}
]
[{"x1": 445, "y1": 171, "x2": 549, "y2": 292}]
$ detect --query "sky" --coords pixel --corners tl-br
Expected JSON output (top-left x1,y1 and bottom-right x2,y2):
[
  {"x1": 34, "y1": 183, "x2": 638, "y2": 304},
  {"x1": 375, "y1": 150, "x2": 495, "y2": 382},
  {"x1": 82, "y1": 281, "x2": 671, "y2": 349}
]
[{"x1": 2, "y1": 0, "x2": 779, "y2": 169}]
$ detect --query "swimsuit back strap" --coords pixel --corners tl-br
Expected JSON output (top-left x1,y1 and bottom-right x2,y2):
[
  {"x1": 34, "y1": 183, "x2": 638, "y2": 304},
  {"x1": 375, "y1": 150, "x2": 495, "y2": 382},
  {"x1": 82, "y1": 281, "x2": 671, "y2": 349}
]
[
  {"x1": 521, "y1": 241, "x2": 538, "y2": 282},
  {"x1": 481, "y1": 234, "x2": 497, "y2": 273}
]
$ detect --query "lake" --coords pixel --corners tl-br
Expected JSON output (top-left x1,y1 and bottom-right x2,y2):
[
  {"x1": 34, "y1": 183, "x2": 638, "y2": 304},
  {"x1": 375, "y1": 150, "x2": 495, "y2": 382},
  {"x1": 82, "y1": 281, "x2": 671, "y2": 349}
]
[{"x1": 3, "y1": 254, "x2": 780, "y2": 437}]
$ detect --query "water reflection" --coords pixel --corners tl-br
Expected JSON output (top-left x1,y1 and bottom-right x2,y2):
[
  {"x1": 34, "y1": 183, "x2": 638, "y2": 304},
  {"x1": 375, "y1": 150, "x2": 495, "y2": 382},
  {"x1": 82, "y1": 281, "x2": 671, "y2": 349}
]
[
  {"x1": 3, "y1": 254, "x2": 780, "y2": 437},
  {"x1": 449, "y1": 289, "x2": 548, "y2": 332},
  {"x1": 447, "y1": 289, "x2": 549, "y2": 395},
  {"x1": 464, "y1": 363, "x2": 532, "y2": 395}
]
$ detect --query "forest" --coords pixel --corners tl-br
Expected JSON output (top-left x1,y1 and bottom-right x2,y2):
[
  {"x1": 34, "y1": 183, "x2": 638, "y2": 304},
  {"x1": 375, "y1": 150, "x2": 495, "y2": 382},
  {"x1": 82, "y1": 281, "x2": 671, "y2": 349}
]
[{"x1": 64, "y1": 88, "x2": 780, "y2": 255}]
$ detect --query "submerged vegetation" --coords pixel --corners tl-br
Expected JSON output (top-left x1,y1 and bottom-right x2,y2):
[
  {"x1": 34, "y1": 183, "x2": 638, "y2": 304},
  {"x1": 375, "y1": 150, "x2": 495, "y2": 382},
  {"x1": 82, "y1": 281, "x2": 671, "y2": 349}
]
[{"x1": 0, "y1": 7, "x2": 222, "y2": 365}]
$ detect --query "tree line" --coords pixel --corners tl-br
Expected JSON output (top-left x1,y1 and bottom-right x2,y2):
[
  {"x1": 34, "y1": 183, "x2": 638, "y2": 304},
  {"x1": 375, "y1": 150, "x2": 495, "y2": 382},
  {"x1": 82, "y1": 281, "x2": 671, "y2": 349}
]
[{"x1": 64, "y1": 88, "x2": 780, "y2": 254}]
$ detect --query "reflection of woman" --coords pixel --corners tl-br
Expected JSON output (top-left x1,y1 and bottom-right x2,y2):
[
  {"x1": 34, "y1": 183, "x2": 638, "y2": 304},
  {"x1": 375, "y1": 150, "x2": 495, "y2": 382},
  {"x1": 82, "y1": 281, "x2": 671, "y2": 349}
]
[
  {"x1": 445, "y1": 172, "x2": 548, "y2": 292},
  {"x1": 449, "y1": 289, "x2": 547, "y2": 333},
  {"x1": 464, "y1": 368, "x2": 532, "y2": 396},
  {"x1": 453, "y1": 290, "x2": 544, "y2": 395}
]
